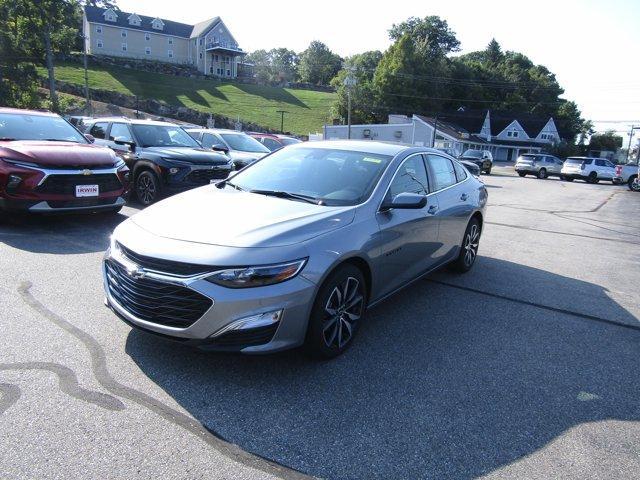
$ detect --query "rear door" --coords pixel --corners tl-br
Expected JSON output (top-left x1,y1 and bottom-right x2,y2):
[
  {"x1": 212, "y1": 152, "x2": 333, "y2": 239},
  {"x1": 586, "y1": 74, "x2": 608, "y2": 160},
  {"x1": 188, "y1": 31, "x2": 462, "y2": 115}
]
[
  {"x1": 106, "y1": 122, "x2": 135, "y2": 155},
  {"x1": 375, "y1": 154, "x2": 440, "y2": 296},
  {"x1": 88, "y1": 122, "x2": 109, "y2": 147},
  {"x1": 425, "y1": 154, "x2": 474, "y2": 258}
]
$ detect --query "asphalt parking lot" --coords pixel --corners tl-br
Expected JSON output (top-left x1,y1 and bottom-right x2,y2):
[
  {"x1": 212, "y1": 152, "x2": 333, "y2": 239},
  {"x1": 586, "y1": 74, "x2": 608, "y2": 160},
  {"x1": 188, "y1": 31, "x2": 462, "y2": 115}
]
[{"x1": 1, "y1": 165, "x2": 639, "y2": 480}]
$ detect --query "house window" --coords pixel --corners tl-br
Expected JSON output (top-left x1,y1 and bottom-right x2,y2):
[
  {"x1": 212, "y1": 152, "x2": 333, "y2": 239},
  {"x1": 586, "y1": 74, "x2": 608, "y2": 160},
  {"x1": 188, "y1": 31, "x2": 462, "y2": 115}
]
[
  {"x1": 227, "y1": 69, "x2": 231, "y2": 76},
  {"x1": 97, "y1": 39, "x2": 103, "y2": 48},
  {"x1": 105, "y1": 14, "x2": 116, "y2": 22},
  {"x1": 168, "y1": 37, "x2": 173, "y2": 45},
  {"x1": 512, "y1": 131, "x2": 519, "y2": 138},
  {"x1": 216, "y1": 68, "x2": 221, "y2": 75},
  {"x1": 96, "y1": 25, "x2": 102, "y2": 34},
  {"x1": 145, "y1": 47, "x2": 151, "y2": 55},
  {"x1": 121, "y1": 30, "x2": 127, "y2": 38},
  {"x1": 151, "y1": 19, "x2": 164, "y2": 30},
  {"x1": 129, "y1": 16, "x2": 140, "y2": 26},
  {"x1": 214, "y1": 54, "x2": 219, "y2": 62},
  {"x1": 145, "y1": 33, "x2": 150, "y2": 41},
  {"x1": 168, "y1": 50, "x2": 173, "y2": 58},
  {"x1": 209, "y1": 66, "x2": 213, "y2": 73},
  {"x1": 122, "y1": 43, "x2": 127, "y2": 52}
]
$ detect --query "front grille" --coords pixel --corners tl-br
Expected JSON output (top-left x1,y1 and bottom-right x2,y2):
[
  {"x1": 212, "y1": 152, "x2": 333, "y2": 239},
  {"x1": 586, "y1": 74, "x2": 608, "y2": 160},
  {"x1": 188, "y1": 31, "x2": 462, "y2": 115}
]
[
  {"x1": 48, "y1": 197, "x2": 118, "y2": 208},
  {"x1": 118, "y1": 243, "x2": 214, "y2": 276},
  {"x1": 105, "y1": 259, "x2": 213, "y2": 328},
  {"x1": 38, "y1": 174, "x2": 122, "y2": 194},
  {"x1": 185, "y1": 168, "x2": 230, "y2": 184},
  {"x1": 210, "y1": 323, "x2": 279, "y2": 348}
]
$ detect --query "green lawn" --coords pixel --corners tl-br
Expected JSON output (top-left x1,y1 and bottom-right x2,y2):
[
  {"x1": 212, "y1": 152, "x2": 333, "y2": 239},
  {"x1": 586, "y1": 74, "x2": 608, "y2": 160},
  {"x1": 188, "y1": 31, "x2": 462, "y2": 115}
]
[{"x1": 39, "y1": 62, "x2": 336, "y2": 135}]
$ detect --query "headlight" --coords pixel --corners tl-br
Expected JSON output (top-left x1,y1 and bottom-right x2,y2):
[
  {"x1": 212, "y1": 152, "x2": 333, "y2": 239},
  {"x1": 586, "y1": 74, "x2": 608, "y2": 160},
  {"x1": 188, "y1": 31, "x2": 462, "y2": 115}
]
[
  {"x1": 205, "y1": 258, "x2": 307, "y2": 288},
  {"x1": 1, "y1": 157, "x2": 40, "y2": 168}
]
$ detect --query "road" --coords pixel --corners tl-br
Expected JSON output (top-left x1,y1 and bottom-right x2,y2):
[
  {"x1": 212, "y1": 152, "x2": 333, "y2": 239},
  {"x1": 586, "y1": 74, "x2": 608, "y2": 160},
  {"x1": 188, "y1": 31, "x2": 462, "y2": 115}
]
[{"x1": 1, "y1": 166, "x2": 639, "y2": 479}]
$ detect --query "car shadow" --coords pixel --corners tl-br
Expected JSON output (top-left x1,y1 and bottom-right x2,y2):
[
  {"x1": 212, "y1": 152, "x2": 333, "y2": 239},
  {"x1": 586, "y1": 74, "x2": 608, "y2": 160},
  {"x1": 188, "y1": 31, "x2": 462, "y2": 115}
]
[
  {"x1": 124, "y1": 256, "x2": 640, "y2": 479},
  {"x1": 0, "y1": 211, "x2": 129, "y2": 254}
]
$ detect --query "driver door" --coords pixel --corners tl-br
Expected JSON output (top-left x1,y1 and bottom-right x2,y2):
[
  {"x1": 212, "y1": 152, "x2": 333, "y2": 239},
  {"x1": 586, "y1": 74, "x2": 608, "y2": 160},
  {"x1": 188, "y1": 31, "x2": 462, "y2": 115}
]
[{"x1": 374, "y1": 154, "x2": 441, "y2": 297}]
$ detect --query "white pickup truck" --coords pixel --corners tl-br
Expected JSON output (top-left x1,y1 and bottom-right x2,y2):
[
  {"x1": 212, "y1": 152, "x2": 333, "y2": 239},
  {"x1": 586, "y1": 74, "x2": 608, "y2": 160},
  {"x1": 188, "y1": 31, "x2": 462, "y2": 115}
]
[{"x1": 613, "y1": 162, "x2": 639, "y2": 190}]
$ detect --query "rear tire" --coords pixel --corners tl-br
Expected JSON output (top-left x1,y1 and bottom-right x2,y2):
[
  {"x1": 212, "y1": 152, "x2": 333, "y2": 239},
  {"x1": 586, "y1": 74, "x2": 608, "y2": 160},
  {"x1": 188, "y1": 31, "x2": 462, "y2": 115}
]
[
  {"x1": 305, "y1": 264, "x2": 367, "y2": 359},
  {"x1": 136, "y1": 170, "x2": 161, "y2": 206},
  {"x1": 537, "y1": 168, "x2": 547, "y2": 179},
  {"x1": 517, "y1": 172, "x2": 526, "y2": 177},
  {"x1": 564, "y1": 177, "x2": 574, "y2": 182},
  {"x1": 630, "y1": 176, "x2": 640, "y2": 192},
  {"x1": 450, "y1": 217, "x2": 481, "y2": 273},
  {"x1": 587, "y1": 171, "x2": 599, "y2": 184}
]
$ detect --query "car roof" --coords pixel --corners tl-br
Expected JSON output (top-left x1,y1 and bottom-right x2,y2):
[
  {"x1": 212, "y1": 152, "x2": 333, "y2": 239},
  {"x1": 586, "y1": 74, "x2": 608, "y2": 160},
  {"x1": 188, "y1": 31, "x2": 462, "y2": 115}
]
[
  {"x1": 186, "y1": 128, "x2": 247, "y2": 134},
  {"x1": 86, "y1": 117, "x2": 179, "y2": 126},
  {"x1": 0, "y1": 107, "x2": 58, "y2": 117},
  {"x1": 287, "y1": 140, "x2": 429, "y2": 157}
]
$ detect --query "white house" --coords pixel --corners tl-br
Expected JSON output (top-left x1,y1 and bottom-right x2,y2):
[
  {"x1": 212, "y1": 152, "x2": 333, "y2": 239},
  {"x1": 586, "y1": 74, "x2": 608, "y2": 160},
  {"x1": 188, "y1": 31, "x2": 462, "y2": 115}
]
[{"x1": 324, "y1": 110, "x2": 565, "y2": 161}]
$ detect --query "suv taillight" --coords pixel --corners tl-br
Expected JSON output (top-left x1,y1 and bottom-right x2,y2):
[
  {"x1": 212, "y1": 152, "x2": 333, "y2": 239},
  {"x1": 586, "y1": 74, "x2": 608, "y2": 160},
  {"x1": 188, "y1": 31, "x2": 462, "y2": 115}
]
[{"x1": 615, "y1": 165, "x2": 622, "y2": 175}]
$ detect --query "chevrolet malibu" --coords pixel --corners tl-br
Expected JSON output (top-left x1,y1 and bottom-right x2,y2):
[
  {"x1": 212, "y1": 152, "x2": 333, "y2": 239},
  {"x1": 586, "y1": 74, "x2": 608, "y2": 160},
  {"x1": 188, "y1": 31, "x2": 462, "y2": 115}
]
[{"x1": 103, "y1": 141, "x2": 487, "y2": 358}]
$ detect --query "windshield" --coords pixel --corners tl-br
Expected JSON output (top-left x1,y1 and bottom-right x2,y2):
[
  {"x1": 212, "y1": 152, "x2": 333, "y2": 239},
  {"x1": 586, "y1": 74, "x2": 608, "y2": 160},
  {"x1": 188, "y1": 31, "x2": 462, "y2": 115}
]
[
  {"x1": 461, "y1": 150, "x2": 483, "y2": 159},
  {"x1": 220, "y1": 133, "x2": 269, "y2": 153},
  {"x1": 0, "y1": 113, "x2": 87, "y2": 143},
  {"x1": 131, "y1": 124, "x2": 201, "y2": 148},
  {"x1": 230, "y1": 147, "x2": 392, "y2": 206}
]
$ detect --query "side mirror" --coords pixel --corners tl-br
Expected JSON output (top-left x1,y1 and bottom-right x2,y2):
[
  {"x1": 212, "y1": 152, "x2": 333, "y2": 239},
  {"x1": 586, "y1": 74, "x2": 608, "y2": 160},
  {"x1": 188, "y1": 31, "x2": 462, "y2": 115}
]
[
  {"x1": 381, "y1": 192, "x2": 428, "y2": 211},
  {"x1": 84, "y1": 133, "x2": 95, "y2": 143},
  {"x1": 212, "y1": 145, "x2": 229, "y2": 154},
  {"x1": 114, "y1": 137, "x2": 136, "y2": 153}
]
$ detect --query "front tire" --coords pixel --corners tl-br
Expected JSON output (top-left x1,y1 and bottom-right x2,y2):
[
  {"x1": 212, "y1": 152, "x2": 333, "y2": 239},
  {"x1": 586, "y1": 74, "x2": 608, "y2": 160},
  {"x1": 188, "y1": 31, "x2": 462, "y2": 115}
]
[
  {"x1": 450, "y1": 217, "x2": 481, "y2": 273},
  {"x1": 136, "y1": 170, "x2": 161, "y2": 205},
  {"x1": 305, "y1": 264, "x2": 367, "y2": 359}
]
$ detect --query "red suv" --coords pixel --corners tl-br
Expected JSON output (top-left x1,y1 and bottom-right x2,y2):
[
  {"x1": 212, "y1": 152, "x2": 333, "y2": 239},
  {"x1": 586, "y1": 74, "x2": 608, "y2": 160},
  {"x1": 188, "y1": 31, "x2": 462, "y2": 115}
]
[
  {"x1": 248, "y1": 133, "x2": 302, "y2": 152},
  {"x1": 0, "y1": 108, "x2": 130, "y2": 216}
]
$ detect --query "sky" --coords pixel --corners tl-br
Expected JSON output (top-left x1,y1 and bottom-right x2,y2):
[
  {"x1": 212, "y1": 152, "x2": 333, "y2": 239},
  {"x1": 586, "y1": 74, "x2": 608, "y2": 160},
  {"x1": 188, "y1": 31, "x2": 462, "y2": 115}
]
[{"x1": 117, "y1": 0, "x2": 640, "y2": 145}]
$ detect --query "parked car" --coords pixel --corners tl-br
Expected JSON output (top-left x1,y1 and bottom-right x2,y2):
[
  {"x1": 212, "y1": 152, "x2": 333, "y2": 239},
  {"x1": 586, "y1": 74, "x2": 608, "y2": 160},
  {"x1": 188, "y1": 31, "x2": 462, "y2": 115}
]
[
  {"x1": 459, "y1": 149, "x2": 492, "y2": 174},
  {"x1": 103, "y1": 141, "x2": 488, "y2": 358},
  {"x1": 560, "y1": 157, "x2": 616, "y2": 184},
  {"x1": 515, "y1": 153, "x2": 565, "y2": 179},
  {"x1": 0, "y1": 108, "x2": 130, "y2": 216},
  {"x1": 459, "y1": 159, "x2": 481, "y2": 176},
  {"x1": 186, "y1": 128, "x2": 270, "y2": 170},
  {"x1": 84, "y1": 118, "x2": 233, "y2": 205},
  {"x1": 613, "y1": 162, "x2": 639, "y2": 189},
  {"x1": 249, "y1": 132, "x2": 302, "y2": 151}
]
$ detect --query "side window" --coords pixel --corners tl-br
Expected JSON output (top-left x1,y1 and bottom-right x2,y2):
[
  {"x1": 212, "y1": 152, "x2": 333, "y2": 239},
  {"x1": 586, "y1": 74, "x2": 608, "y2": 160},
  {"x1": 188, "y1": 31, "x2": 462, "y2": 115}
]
[
  {"x1": 583, "y1": 159, "x2": 593, "y2": 165},
  {"x1": 108, "y1": 123, "x2": 133, "y2": 142},
  {"x1": 453, "y1": 161, "x2": 467, "y2": 182},
  {"x1": 89, "y1": 122, "x2": 108, "y2": 139},
  {"x1": 545, "y1": 156, "x2": 555, "y2": 163},
  {"x1": 388, "y1": 155, "x2": 429, "y2": 197},
  {"x1": 426, "y1": 154, "x2": 456, "y2": 191},
  {"x1": 595, "y1": 159, "x2": 605, "y2": 167},
  {"x1": 201, "y1": 133, "x2": 215, "y2": 149},
  {"x1": 605, "y1": 160, "x2": 615, "y2": 168},
  {"x1": 263, "y1": 138, "x2": 281, "y2": 151}
]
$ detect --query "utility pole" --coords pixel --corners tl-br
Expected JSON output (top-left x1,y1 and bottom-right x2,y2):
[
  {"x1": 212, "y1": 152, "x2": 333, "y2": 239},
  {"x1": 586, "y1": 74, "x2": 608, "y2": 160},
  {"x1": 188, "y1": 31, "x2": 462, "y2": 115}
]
[
  {"x1": 626, "y1": 125, "x2": 640, "y2": 162},
  {"x1": 276, "y1": 110, "x2": 288, "y2": 133},
  {"x1": 343, "y1": 67, "x2": 356, "y2": 139},
  {"x1": 81, "y1": 33, "x2": 91, "y2": 116},
  {"x1": 431, "y1": 114, "x2": 439, "y2": 148}
]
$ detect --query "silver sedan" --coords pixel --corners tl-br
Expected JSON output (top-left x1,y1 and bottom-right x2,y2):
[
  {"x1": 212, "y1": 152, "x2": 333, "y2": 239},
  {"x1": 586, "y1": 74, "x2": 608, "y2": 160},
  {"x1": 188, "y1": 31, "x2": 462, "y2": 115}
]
[{"x1": 103, "y1": 141, "x2": 488, "y2": 358}]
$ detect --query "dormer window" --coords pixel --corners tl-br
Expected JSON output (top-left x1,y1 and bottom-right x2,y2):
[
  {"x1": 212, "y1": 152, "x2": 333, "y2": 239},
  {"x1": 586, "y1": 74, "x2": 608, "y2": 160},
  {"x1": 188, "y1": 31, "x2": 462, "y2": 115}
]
[
  {"x1": 151, "y1": 18, "x2": 164, "y2": 31},
  {"x1": 103, "y1": 8, "x2": 117, "y2": 22},
  {"x1": 128, "y1": 14, "x2": 141, "y2": 26},
  {"x1": 507, "y1": 130, "x2": 519, "y2": 138}
]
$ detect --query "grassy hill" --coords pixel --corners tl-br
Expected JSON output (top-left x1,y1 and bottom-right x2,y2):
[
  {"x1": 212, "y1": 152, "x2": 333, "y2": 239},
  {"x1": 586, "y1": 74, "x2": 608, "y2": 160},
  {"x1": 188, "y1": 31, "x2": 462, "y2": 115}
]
[{"x1": 39, "y1": 62, "x2": 336, "y2": 135}]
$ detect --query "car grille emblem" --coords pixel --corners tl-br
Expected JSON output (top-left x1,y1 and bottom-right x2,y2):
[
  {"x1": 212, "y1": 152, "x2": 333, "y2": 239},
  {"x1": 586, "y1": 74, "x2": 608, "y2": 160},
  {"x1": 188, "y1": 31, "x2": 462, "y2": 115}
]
[
  {"x1": 128, "y1": 267, "x2": 146, "y2": 280},
  {"x1": 81, "y1": 169, "x2": 93, "y2": 176}
]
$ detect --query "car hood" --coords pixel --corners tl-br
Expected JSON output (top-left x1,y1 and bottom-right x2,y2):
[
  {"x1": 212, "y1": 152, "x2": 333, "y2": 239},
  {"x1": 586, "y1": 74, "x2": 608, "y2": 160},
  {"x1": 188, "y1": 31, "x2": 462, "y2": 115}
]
[
  {"x1": 143, "y1": 146, "x2": 230, "y2": 165},
  {"x1": 130, "y1": 186, "x2": 355, "y2": 248},
  {"x1": 0, "y1": 141, "x2": 117, "y2": 167}
]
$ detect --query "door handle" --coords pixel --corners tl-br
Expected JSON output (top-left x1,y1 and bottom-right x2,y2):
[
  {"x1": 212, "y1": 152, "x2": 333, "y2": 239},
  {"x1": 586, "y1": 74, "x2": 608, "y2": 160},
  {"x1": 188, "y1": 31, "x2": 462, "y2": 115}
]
[
  {"x1": 427, "y1": 205, "x2": 438, "y2": 215},
  {"x1": 460, "y1": 193, "x2": 468, "y2": 201}
]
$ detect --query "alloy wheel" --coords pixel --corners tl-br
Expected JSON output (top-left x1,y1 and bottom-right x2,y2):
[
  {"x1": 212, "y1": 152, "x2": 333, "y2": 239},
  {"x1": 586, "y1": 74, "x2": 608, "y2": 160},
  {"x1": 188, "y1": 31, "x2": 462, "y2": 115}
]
[
  {"x1": 322, "y1": 276, "x2": 364, "y2": 349},
  {"x1": 137, "y1": 173, "x2": 156, "y2": 204},
  {"x1": 463, "y1": 223, "x2": 480, "y2": 267}
]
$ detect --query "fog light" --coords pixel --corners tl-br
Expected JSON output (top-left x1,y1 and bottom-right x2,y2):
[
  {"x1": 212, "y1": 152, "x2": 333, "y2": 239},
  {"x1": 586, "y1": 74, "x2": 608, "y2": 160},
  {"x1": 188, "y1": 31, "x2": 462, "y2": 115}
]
[
  {"x1": 6, "y1": 174, "x2": 22, "y2": 192},
  {"x1": 169, "y1": 168, "x2": 179, "y2": 174},
  {"x1": 123, "y1": 172, "x2": 131, "y2": 181},
  {"x1": 210, "y1": 310, "x2": 283, "y2": 338}
]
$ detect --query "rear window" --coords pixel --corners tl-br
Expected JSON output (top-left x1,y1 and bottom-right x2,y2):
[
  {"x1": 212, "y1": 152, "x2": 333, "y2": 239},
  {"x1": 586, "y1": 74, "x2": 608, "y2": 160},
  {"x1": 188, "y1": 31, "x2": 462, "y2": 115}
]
[{"x1": 566, "y1": 158, "x2": 587, "y2": 165}]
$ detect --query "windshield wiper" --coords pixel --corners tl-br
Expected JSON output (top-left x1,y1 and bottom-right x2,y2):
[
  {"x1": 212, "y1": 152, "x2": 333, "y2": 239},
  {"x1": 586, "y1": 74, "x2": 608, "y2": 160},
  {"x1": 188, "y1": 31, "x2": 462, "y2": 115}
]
[
  {"x1": 43, "y1": 138, "x2": 75, "y2": 142},
  {"x1": 249, "y1": 189, "x2": 323, "y2": 205}
]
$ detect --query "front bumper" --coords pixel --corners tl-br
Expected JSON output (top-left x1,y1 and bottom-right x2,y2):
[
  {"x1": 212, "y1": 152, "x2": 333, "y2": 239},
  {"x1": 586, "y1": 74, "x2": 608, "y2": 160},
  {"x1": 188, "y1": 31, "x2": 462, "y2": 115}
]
[
  {"x1": 0, "y1": 195, "x2": 126, "y2": 213},
  {"x1": 102, "y1": 253, "x2": 317, "y2": 353},
  {"x1": 612, "y1": 177, "x2": 625, "y2": 184},
  {"x1": 162, "y1": 163, "x2": 233, "y2": 193}
]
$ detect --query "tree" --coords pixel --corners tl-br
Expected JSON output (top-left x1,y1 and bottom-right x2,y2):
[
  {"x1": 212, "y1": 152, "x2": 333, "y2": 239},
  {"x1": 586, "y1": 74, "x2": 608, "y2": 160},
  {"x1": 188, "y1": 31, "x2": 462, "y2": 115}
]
[
  {"x1": 245, "y1": 48, "x2": 298, "y2": 83},
  {"x1": 389, "y1": 16, "x2": 461, "y2": 59},
  {"x1": 297, "y1": 41, "x2": 342, "y2": 85},
  {"x1": 485, "y1": 38, "x2": 502, "y2": 64},
  {"x1": 82, "y1": 0, "x2": 119, "y2": 10},
  {"x1": 589, "y1": 130, "x2": 623, "y2": 151}
]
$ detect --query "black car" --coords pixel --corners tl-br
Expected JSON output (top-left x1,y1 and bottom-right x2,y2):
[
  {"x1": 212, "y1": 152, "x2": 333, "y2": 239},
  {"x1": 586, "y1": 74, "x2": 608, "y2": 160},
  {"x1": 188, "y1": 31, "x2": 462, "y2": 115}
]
[
  {"x1": 84, "y1": 118, "x2": 233, "y2": 205},
  {"x1": 458, "y1": 149, "x2": 493, "y2": 174}
]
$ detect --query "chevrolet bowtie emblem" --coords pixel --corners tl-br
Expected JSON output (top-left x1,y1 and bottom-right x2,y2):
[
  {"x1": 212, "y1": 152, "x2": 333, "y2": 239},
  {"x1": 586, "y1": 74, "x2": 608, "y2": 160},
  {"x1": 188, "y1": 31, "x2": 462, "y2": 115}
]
[
  {"x1": 128, "y1": 267, "x2": 146, "y2": 280},
  {"x1": 81, "y1": 169, "x2": 93, "y2": 176}
]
